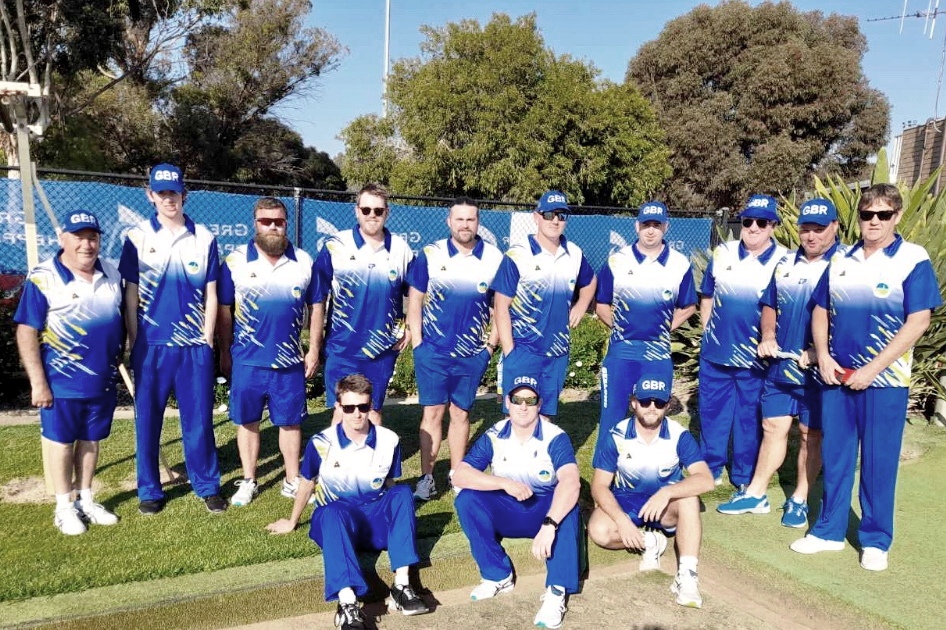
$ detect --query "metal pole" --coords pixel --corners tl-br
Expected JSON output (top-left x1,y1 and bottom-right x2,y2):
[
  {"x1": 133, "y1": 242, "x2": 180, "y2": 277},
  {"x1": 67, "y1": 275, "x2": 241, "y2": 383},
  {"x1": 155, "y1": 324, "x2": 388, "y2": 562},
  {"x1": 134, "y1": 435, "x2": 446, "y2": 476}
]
[
  {"x1": 382, "y1": 0, "x2": 391, "y2": 117},
  {"x1": 15, "y1": 98, "x2": 38, "y2": 271},
  {"x1": 294, "y1": 187, "x2": 303, "y2": 248}
]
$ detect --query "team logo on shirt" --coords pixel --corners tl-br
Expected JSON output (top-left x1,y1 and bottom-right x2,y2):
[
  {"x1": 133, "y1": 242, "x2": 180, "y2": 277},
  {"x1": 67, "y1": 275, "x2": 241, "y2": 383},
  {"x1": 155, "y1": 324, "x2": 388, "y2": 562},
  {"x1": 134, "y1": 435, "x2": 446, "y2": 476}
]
[
  {"x1": 388, "y1": 268, "x2": 398, "y2": 281},
  {"x1": 370, "y1": 477, "x2": 384, "y2": 489},
  {"x1": 662, "y1": 289, "x2": 673, "y2": 301},
  {"x1": 537, "y1": 469, "x2": 552, "y2": 482},
  {"x1": 477, "y1": 281, "x2": 489, "y2": 294},
  {"x1": 291, "y1": 286, "x2": 302, "y2": 298},
  {"x1": 186, "y1": 261, "x2": 200, "y2": 274},
  {"x1": 568, "y1": 278, "x2": 576, "y2": 289},
  {"x1": 874, "y1": 282, "x2": 891, "y2": 298}
]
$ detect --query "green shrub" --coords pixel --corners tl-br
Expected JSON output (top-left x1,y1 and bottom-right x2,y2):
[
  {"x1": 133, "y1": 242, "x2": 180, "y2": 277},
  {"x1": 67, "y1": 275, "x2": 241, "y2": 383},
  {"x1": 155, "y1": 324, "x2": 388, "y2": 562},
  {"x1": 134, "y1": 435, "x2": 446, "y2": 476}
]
[{"x1": 564, "y1": 316, "x2": 609, "y2": 389}]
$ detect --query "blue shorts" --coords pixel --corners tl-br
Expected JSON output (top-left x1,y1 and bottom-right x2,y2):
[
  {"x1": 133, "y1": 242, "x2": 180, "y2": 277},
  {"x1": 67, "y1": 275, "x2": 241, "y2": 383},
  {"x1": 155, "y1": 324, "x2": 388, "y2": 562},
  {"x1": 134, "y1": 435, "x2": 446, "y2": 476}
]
[
  {"x1": 324, "y1": 350, "x2": 397, "y2": 410},
  {"x1": 40, "y1": 392, "x2": 117, "y2": 443},
  {"x1": 498, "y1": 347, "x2": 568, "y2": 416},
  {"x1": 230, "y1": 363, "x2": 306, "y2": 427},
  {"x1": 616, "y1": 492, "x2": 676, "y2": 535},
  {"x1": 414, "y1": 343, "x2": 491, "y2": 410},
  {"x1": 760, "y1": 378, "x2": 822, "y2": 430}
]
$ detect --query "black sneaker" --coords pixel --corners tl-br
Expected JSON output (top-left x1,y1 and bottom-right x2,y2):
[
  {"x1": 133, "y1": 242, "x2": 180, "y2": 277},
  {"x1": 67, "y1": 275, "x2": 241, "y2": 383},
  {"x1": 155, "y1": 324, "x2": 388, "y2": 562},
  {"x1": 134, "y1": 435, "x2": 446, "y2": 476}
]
[
  {"x1": 203, "y1": 495, "x2": 228, "y2": 513},
  {"x1": 389, "y1": 583, "x2": 431, "y2": 616},
  {"x1": 334, "y1": 602, "x2": 366, "y2": 630},
  {"x1": 138, "y1": 499, "x2": 166, "y2": 515}
]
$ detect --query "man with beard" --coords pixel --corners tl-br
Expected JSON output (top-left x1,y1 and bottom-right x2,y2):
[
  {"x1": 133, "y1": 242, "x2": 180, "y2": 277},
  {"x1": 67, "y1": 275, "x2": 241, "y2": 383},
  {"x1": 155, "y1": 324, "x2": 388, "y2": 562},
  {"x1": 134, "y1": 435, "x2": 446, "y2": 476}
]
[
  {"x1": 217, "y1": 197, "x2": 320, "y2": 506},
  {"x1": 407, "y1": 197, "x2": 504, "y2": 501},
  {"x1": 588, "y1": 373, "x2": 714, "y2": 608},
  {"x1": 120, "y1": 163, "x2": 226, "y2": 514}
]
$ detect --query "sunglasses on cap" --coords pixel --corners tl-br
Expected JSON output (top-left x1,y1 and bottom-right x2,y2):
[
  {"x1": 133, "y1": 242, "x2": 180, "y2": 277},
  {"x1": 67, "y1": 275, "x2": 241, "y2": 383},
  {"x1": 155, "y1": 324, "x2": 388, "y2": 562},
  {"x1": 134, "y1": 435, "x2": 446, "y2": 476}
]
[
  {"x1": 741, "y1": 218, "x2": 772, "y2": 229},
  {"x1": 509, "y1": 394, "x2": 539, "y2": 406},
  {"x1": 359, "y1": 206, "x2": 386, "y2": 217},
  {"x1": 257, "y1": 217, "x2": 286, "y2": 227},
  {"x1": 637, "y1": 398, "x2": 668, "y2": 409},
  {"x1": 340, "y1": 403, "x2": 372, "y2": 413},
  {"x1": 858, "y1": 209, "x2": 897, "y2": 222},
  {"x1": 539, "y1": 211, "x2": 568, "y2": 222}
]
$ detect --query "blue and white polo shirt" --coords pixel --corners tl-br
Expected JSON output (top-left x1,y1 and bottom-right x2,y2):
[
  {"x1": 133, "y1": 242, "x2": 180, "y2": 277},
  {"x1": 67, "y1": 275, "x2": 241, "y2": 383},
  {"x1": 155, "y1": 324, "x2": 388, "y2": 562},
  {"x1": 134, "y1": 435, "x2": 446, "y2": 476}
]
[
  {"x1": 301, "y1": 423, "x2": 402, "y2": 507},
  {"x1": 218, "y1": 241, "x2": 316, "y2": 369},
  {"x1": 491, "y1": 234, "x2": 595, "y2": 357},
  {"x1": 119, "y1": 214, "x2": 219, "y2": 346},
  {"x1": 596, "y1": 241, "x2": 697, "y2": 361},
  {"x1": 593, "y1": 417, "x2": 704, "y2": 502},
  {"x1": 812, "y1": 235, "x2": 941, "y2": 388},
  {"x1": 700, "y1": 239, "x2": 786, "y2": 369},
  {"x1": 14, "y1": 254, "x2": 123, "y2": 398},
  {"x1": 761, "y1": 242, "x2": 840, "y2": 385},
  {"x1": 463, "y1": 418, "x2": 577, "y2": 495},
  {"x1": 313, "y1": 227, "x2": 413, "y2": 360},
  {"x1": 406, "y1": 237, "x2": 503, "y2": 358}
]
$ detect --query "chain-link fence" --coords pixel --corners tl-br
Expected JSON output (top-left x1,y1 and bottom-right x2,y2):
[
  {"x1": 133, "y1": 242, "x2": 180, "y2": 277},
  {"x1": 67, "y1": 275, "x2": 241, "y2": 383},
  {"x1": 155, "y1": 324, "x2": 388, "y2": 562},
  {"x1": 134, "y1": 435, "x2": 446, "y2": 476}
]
[{"x1": 0, "y1": 167, "x2": 719, "y2": 283}]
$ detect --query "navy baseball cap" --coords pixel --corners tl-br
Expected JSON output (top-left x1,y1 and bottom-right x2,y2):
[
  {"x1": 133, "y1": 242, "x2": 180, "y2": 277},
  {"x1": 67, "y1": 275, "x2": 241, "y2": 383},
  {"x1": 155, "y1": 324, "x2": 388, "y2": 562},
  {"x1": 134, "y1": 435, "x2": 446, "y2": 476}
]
[
  {"x1": 149, "y1": 163, "x2": 185, "y2": 193},
  {"x1": 797, "y1": 198, "x2": 837, "y2": 227},
  {"x1": 509, "y1": 375, "x2": 540, "y2": 396},
  {"x1": 741, "y1": 194, "x2": 780, "y2": 224},
  {"x1": 61, "y1": 210, "x2": 101, "y2": 234},
  {"x1": 637, "y1": 201, "x2": 669, "y2": 224},
  {"x1": 633, "y1": 374, "x2": 671, "y2": 403},
  {"x1": 537, "y1": 190, "x2": 569, "y2": 213}
]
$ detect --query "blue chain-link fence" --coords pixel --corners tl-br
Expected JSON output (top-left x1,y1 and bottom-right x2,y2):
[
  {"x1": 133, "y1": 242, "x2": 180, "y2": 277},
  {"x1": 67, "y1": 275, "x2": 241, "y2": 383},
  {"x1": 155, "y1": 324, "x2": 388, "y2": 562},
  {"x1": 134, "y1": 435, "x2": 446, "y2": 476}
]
[{"x1": 0, "y1": 168, "x2": 719, "y2": 286}]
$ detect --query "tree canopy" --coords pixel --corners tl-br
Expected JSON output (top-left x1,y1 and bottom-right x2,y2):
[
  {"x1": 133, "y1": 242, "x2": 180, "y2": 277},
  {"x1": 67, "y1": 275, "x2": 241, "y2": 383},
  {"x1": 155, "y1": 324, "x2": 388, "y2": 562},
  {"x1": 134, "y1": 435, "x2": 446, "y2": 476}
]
[
  {"x1": 342, "y1": 13, "x2": 671, "y2": 207},
  {"x1": 627, "y1": 0, "x2": 890, "y2": 210}
]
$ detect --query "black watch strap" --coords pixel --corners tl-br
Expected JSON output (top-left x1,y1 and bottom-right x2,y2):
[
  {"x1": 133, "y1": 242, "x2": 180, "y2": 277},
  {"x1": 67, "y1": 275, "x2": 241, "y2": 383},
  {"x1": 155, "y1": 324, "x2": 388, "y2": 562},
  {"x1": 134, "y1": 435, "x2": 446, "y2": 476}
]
[{"x1": 542, "y1": 516, "x2": 560, "y2": 531}]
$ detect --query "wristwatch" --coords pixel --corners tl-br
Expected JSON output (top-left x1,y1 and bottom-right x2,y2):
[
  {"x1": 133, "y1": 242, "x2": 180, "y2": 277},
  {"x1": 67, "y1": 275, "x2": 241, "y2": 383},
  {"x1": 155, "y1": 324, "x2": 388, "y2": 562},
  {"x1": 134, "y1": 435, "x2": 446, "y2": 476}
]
[{"x1": 542, "y1": 516, "x2": 560, "y2": 531}]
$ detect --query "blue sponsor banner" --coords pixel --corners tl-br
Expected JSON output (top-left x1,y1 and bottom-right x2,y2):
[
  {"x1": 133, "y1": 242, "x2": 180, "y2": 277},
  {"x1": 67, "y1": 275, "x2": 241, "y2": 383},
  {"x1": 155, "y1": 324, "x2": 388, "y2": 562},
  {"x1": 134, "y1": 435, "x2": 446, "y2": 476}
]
[{"x1": 0, "y1": 179, "x2": 711, "y2": 275}]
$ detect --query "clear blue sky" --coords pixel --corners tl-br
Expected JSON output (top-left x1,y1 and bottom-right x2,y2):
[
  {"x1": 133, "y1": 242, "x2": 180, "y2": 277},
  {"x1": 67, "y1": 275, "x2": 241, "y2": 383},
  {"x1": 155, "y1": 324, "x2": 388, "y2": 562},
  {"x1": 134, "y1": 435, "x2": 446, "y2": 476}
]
[{"x1": 280, "y1": 0, "x2": 942, "y2": 158}]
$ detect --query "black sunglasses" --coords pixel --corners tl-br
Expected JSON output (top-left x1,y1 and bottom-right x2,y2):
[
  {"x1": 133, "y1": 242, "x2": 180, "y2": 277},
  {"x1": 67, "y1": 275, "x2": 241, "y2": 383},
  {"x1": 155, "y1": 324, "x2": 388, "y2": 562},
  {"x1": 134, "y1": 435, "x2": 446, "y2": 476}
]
[
  {"x1": 340, "y1": 403, "x2": 372, "y2": 413},
  {"x1": 509, "y1": 394, "x2": 539, "y2": 406},
  {"x1": 637, "y1": 398, "x2": 668, "y2": 409},
  {"x1": 741, "y1": 218, "x2": 772, "y2": 228},
  {"x1": 539, "y1": 211, "x2": 568, "y2": 222},
  {"x1": 257, "y1": 217, "x2": 286, "y2": 227},
  {"x1": 858, "y1": 210, "x2": 897, "y2": 222},
  {"x1": 359, "y1": 206, "x2": 386, "y2": 217}
]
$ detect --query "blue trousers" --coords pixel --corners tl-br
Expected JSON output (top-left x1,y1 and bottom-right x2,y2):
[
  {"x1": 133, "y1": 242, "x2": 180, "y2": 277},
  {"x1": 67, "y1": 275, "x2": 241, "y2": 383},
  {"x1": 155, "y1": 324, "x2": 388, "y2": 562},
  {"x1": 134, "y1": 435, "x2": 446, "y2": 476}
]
[
  {"x1": 132, "y1": 343, "x2": 220, "y2": 501},
  {"x1": 455, "y1": 489, "x2": 580, "y2": 594},
  {"x1": 810, "y1": 386, "x2": 909, "y2": 551},
  {"x1": 697, "y1": 358, "x2": 764, "y2": 486},
  {"x1": 309, "y1": 485, "x2": 420, "y2": 602},
  {"x1": 599, "y1": 352, "x2": 673, "y2": 434}
]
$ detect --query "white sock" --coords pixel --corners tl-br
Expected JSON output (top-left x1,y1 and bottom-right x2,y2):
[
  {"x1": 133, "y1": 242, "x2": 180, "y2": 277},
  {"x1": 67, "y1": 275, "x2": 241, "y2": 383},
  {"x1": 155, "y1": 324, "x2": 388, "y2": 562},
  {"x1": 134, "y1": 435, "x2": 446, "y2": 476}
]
[
  {"x1": 643, "y1": 531, "x2": 657, "y2": 548},
  {"x1": 78, "y1": 488, "x2": 94, "y2": 508},
  {"x1": 394, "y1": 566, "x2": 410, "y2": 586},
  {"x1": 55, "y1": 493, "x2": 73, "y2": 510},
  {"x1": 679, "y1": 556, "x2": 698, "y2": 573},
  {"x1": 338, "y1": 587, "x2": 357, "y2": 604}
]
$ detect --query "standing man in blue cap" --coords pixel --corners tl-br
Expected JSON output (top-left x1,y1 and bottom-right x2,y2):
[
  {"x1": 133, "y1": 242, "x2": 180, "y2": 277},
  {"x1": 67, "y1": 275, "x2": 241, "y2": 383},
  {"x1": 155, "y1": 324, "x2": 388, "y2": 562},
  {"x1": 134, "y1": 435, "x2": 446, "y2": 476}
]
[
  {"x1": 15, "y1": 210, "x2": 124, "y2": 535},
  {"x1": 491, "y1": 191, "x2": 596, "y2": 417},
  {"x1": 717, "y1": 198, "x2": 841, "y2": 526},
  {"x1": 698, "y1": 195, "x2": 786, "y2": 490},
  {"x1": 595, "y1": 201, "x2": 697, "y2": 433},
  {"x1": 120, "y1": 163, "x2": 226, "y2": 515}
]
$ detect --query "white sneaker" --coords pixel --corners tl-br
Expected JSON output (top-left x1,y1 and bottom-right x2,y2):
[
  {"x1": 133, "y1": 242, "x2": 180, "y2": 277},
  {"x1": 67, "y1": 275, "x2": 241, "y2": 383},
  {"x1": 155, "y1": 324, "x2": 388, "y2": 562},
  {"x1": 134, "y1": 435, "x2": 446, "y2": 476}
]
[
  {"x1": 640, "y1": 530, "x2": 668, "y2": 572},
  {"x1": 76, "y1": 501, "x2": 119, "y2": 525},
  {"x1": 860, "y1": 547, "x2": 889, "y2": 571},
  {"x1": 470, "y1": 574, "x2": 514, "y2": 601},
  {"x1": 671, "y1": 569, "x2": 702, "y2": 608},
  {"x1": 413, "y1": 474, "x2": 437, "y2": 501},
  {"x1": 533, "y1": 589, "x2": 567, "y2": 628},
  {"x1": 232, "y1": 479, "x2": 258, "y2": 507},
  {"x1": 790, "y1": 534, "x2": 845, "y2": 554},
  {"x1": 282, "y1": 477, "x2": 315, "y2": 504},
  {"x1": 54, "y1": 506, "x2": 87, "y2": 536}
]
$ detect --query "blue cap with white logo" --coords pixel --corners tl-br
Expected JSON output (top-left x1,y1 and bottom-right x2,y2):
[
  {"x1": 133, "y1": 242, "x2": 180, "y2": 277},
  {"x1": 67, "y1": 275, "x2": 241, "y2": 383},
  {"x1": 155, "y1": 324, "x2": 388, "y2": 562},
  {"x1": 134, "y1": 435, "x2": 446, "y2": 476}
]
[
  {"x1": 149, "y1": 163, "x2": 185, "y2": 193},
  {"x1": 509, "y1": 374, "x2": 540, "y2": 396},
  {"x1": 797, "y1": 198, "x2": 837, "y2": 227},
  {"x1": 740, "y1": 194, "x2": 780, "y2": 223},
  {"x1": 61, "y1": 210, "x2": 101, "y2": 234},
  {"x1": 537, "y1": 190, "x2": 569, "y2": 213},
  {"x1": 633, "y1": 373, "x2": 672, "y2": 403},
  {"x1": 637, "y1": 201, "x2": 669, "y2": 224}
]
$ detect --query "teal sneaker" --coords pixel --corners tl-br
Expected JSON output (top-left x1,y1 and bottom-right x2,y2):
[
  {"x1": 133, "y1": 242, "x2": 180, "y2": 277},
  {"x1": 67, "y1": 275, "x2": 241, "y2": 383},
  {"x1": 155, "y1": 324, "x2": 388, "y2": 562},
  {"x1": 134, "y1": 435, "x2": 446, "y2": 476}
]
[
  {"x1": 781, "y1": 497, "x2": 809, "y2": 528},
  {"x1": 717, "y1": 492, "x2": 770, "y2": 515}
]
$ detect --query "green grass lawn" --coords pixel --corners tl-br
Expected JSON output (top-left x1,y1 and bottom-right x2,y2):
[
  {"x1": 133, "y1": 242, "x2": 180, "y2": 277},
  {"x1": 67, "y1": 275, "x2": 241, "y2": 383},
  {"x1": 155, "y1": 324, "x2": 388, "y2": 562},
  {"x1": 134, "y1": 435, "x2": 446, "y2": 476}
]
[{"x1": 1, "y1": 396, "x2": 944, "y2": 629}]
